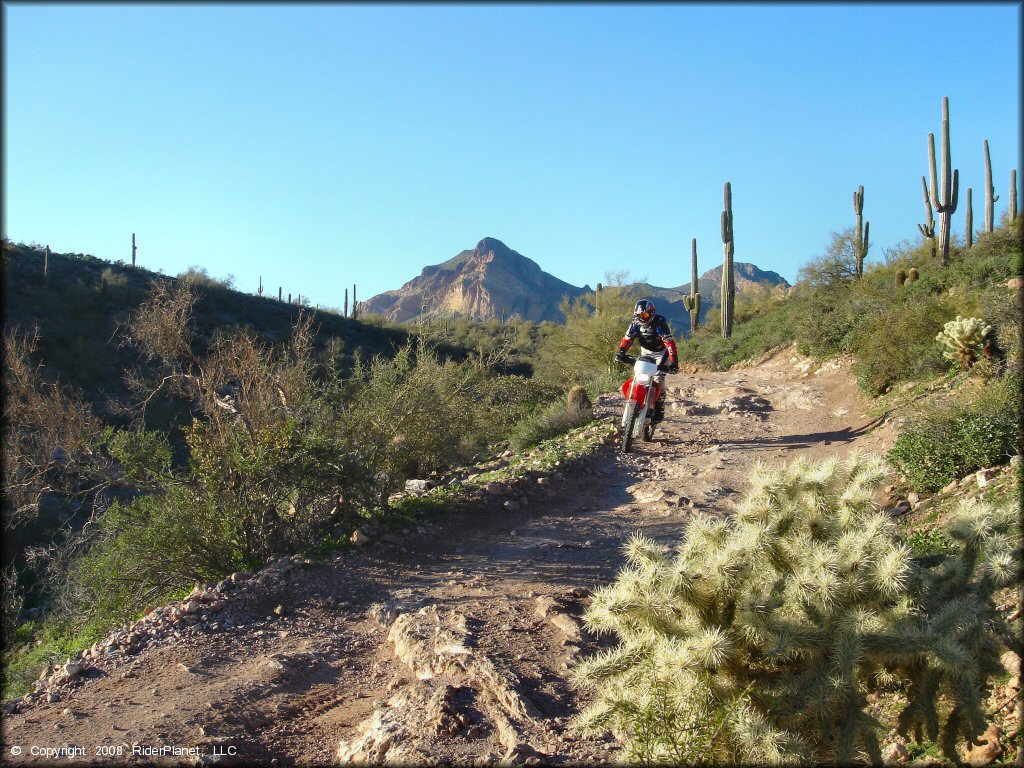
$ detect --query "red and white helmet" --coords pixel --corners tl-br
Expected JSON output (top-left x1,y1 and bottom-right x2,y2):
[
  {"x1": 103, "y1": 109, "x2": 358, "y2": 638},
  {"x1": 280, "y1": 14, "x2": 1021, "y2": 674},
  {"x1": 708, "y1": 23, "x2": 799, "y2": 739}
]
[{"x1": 633, "y1": 299, "x2": 656, "y2": 322}]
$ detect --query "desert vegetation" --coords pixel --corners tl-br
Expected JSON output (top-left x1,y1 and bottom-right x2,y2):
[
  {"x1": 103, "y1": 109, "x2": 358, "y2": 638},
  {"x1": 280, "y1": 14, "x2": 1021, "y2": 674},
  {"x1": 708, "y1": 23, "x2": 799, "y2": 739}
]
[{"x1": 574, "y1": 455, "x2": 1021, "y2": 764}]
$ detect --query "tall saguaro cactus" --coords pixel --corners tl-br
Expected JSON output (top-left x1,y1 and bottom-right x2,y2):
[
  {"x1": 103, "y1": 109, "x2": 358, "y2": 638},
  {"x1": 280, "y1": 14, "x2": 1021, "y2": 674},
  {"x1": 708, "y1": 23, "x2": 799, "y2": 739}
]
[
  {"x1": 984, "y1": 140, "x2": 999, "y2": 233},
  {"x1": 926, "y1": 96, "x2": 959, "y2": 265},
  {"x1": 1010, "y1": 169, "x2": 1018, "y2": 221},
  {"x1": 965, "y1": 188, "x2": 973, "y2": 248},
  {"x1": 918, "y1": 176, "x2": 937, "y2": 260},
  {"x1": 344, "y1": 288, "x2": 349, "y2": 317},
  {"x1": 131, "y1": 233, "x2": 137, "y2": 268},
  {"x1": 682, "y1": 238, "x2": 701, "y2": 334},
  {"x1": 44, "y1": 245, "x2": 50, "y2": 281},
  {"x1": 853, "y1": 185, "x2": 869, "y2": 277},
  {"x1": 721, "y1": 182, "x2": 735, "y2": 339},
  {"x1": 352, "y1": 284, "x2": 358, "y2": 319},
  {"x1": 258, "y1": 275, "x2": 264, "y2": 296}
]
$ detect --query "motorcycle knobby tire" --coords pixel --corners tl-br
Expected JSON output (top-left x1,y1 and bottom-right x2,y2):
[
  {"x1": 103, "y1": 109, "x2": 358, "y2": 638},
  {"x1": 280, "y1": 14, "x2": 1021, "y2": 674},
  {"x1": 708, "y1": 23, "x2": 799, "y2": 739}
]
[{"x1": 621, "y1": 400, "x2": 639, "y2": 453}]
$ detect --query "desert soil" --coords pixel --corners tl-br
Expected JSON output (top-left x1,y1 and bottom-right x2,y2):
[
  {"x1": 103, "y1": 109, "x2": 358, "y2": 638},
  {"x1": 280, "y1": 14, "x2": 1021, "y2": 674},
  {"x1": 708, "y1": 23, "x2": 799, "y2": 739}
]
[{"x1": 1, "y1": 346, "x2": 897, "y2": 766}]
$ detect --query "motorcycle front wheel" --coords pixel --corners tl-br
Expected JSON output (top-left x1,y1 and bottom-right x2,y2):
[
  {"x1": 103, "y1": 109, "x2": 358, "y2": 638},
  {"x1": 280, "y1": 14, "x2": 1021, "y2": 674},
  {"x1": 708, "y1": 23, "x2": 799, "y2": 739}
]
[{"x1": 621, "y1": 400, "x2": 639, "y2": 453}]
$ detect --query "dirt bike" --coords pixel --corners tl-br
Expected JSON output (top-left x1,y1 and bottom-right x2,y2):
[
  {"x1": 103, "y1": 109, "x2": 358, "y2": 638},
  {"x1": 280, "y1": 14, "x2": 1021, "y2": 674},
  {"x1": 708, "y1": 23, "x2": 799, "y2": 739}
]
[{"x1": 617, "y1": 353, "x2": 663, "y2": 453}]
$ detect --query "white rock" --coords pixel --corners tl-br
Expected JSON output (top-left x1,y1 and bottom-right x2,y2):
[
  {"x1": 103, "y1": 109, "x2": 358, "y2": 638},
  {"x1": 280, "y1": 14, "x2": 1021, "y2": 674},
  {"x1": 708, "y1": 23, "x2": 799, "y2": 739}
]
[
  {"x1": 351, "y1": 528, "x2": 372, "y2": 546},
  {"x1": 1001, "y1": 650, "x2": 1021, "y2": 677},
  {"x1": 882, "y1": 740, "x2": 909, "y2": 763},
  {"x1": 976, "y1": 468, "x2": 997, "y2": 488}
]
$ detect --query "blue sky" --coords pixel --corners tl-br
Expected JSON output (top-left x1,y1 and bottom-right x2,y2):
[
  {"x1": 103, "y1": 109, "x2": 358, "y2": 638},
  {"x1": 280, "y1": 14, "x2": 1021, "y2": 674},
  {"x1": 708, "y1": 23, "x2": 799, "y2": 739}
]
[{"x1": 3, "y1": 3, "x2": 1020, "y2": 310}]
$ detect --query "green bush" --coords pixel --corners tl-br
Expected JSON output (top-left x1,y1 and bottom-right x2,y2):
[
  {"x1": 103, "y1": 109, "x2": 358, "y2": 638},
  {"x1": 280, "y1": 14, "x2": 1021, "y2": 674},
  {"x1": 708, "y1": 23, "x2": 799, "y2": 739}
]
[
  {"x1": 574, "y1": 455, "x2": 1021, "y2": 765},
  {"x1": 888, "y1": 376, "x2": 1021, "y2": 492},
  {"x1": 509, "y1": 400, "x2": 594, "y2": 450},
  {"x1": 852, "y1": 295, "x2": 954, "y2": 394}
]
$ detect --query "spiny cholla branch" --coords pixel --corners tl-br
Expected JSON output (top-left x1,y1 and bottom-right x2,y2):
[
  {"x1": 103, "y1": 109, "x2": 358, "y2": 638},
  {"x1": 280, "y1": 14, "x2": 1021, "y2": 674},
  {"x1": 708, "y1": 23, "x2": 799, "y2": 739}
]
[{"x1": 573, "y1": 454, "x2": 1020, "y2": 765}]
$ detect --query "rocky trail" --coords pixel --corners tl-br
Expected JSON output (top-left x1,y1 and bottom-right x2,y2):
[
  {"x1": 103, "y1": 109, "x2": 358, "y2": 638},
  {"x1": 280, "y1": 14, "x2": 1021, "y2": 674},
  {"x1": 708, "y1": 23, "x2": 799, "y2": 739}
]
[{"x1": 2, "y1": 347, "x2": 897, "y2": 766}]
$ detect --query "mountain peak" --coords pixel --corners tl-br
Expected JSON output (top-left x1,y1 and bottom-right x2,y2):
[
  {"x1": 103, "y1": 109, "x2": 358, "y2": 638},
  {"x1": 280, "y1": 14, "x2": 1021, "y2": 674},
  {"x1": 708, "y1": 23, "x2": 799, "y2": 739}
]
[{"x1": 363, "y1": 239, "x2": 587, "y2": 323}]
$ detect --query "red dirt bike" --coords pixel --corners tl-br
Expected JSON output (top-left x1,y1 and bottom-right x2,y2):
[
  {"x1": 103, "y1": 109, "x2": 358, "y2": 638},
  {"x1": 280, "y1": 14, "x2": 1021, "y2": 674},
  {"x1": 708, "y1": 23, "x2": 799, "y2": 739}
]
[{"x1": 617, "y1": 353, "x2": 664, "y2": 453}]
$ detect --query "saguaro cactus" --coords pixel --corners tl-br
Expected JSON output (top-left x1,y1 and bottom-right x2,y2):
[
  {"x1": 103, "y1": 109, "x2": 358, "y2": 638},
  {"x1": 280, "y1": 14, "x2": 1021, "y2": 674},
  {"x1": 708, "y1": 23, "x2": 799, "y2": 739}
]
[
  {"x1": 984, "y1": 140, "x2": 999, "y2": 233},
  {"x1": 965, "y1": 188, "x2": 973, "y2": 248},
  {"x1": 344, "y1": 287, "x2": 349, "y2": 317},
  {"x1": 352, "y1": 284, "x2": 358, "y2": 319},
  {"x1": 131, "y1": 233, "x2": 137, "y2": 268},
  {"x1": 682, "y1": 238, "x2": 701, "y2": 334},
  {"x1": 44, "y1": 245, "x2": 50, "y2": 280},
  {"x1": 258, "y1": 275, "x2": 264, "y2": 296},
  {"x1": 918, "y1": 176, "x2": 937, "y2": 260},
  {"x1": 1010, "y1": 169, "x2": 1018, "y2": 221},
  {"x1": 927, "y1": 97, "x2": 959, "y2": 265},
  {"x1": 721, "y1": 182, "x2": 735, "y2": 339},
  {"x1": 853, "y1": 185, "x2": 869, "y2": 277}
]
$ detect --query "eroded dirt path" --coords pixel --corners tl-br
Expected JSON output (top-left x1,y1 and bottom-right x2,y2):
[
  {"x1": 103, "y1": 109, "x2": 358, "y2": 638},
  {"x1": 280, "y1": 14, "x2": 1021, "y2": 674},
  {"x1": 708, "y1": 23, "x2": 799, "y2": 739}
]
[{"x1": 2, "y1": 347, "x2": 895, "y2": 766}]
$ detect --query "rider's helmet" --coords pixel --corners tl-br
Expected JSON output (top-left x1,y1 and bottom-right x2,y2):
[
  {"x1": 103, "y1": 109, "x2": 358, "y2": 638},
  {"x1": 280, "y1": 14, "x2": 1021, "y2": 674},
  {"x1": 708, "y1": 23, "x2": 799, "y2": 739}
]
[{"x1": 633, "y1": 299, "x2": 656, "y2": 322}]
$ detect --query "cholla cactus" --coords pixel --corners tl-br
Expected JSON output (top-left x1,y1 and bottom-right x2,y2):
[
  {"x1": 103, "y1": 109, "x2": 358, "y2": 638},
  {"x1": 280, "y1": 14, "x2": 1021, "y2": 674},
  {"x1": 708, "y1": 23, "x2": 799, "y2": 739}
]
[
  {"x1": 936, "y1": 316, "x2": 992, "y2": 371},
  {"x1": 573, "y1": 455, "x2": 1020, "y2": 765}
]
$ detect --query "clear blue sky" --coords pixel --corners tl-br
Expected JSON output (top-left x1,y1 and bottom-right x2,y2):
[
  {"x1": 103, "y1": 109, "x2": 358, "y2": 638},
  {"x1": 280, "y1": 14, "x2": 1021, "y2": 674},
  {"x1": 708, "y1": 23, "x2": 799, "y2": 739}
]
[{"x1": 3, "y1": 3, "x2": 1021, "y2": 309}]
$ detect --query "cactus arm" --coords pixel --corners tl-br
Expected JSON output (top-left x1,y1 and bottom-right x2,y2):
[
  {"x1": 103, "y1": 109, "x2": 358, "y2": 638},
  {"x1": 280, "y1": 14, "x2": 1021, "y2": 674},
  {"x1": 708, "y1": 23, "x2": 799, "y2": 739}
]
[
  {"x1": 928, "y1": 133, "x2": 940, "y2": 211},
  {"x1": 965, "y1": 188, "x2": 973, "y2": 247}
]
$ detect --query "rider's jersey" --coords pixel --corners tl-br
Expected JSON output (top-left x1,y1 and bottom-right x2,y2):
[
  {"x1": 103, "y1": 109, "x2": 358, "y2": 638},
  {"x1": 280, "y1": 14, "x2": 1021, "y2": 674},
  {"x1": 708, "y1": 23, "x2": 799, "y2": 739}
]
[{"x1": 619, "y1": 314, "x2": 678, "y2": 360}]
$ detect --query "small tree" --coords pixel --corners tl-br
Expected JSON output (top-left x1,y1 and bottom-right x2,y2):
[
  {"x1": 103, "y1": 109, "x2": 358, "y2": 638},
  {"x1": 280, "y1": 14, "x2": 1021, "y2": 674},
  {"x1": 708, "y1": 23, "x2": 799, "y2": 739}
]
[{"x1": 535, "y1": 272, "x2": 638, "y2": 386}]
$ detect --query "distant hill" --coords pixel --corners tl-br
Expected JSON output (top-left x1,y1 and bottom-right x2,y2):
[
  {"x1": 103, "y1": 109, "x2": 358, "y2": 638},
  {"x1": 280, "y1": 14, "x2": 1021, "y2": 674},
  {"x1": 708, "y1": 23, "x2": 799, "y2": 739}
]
[
  {"x1": 362, "y1": 238, "x2": 591, "y2": 324},
  {"x1": 364, "y1": 238, "x2": 790, "y2": 333}
]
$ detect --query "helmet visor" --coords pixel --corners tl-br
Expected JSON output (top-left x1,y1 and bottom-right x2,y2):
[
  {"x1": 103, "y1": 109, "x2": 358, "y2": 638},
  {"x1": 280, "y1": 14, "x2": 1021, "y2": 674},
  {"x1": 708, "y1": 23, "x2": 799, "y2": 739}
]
[{"x1": 637, "y1": 308, "x2": 653, "y2": 321}]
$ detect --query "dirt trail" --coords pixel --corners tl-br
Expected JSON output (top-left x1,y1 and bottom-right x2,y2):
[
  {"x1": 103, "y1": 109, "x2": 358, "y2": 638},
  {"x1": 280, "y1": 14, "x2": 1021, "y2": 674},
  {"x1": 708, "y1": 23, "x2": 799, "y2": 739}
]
[{"x1": 2, "y1": 347, "x2": 896, "y2": 766}]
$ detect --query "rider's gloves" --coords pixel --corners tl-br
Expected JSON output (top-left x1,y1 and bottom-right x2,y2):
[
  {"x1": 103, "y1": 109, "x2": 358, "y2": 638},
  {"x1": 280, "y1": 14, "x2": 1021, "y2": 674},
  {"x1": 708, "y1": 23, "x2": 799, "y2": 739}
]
[
  {"x1": 614, "y1": 350, "x2": 630, "y2": 364},
  {"x1": 667, "y1": 360, "x2": 679, "y2": 374}
]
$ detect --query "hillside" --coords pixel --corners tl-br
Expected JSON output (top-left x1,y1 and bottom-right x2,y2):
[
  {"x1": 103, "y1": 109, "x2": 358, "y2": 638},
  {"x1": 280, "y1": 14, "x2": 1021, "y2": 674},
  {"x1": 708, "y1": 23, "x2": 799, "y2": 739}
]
[{"x1": 0, "y1": 241, "x2": 428, "y2": 408}]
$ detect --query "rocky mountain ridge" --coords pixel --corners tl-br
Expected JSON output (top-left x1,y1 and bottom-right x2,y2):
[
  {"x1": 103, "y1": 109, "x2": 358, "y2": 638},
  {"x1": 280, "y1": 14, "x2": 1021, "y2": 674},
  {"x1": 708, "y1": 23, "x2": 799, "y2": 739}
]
[
  {"x1": 362, "y1": 238, "x2": 592, "y2": 324},
  {"x1": 363, "y1": 238, "x2": 791, "y2": 332}
]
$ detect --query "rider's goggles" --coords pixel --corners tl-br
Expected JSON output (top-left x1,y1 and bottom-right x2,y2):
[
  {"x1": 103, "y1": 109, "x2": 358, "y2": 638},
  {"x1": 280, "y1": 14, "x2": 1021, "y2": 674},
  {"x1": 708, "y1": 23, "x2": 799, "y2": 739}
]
[{"x1": 636, "y1": 310, "x2": 653, "y2": 321}]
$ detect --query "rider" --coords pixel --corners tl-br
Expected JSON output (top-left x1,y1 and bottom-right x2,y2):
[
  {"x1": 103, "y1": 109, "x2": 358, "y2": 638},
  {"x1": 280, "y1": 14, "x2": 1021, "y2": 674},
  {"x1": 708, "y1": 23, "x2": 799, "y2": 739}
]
[{"x1": 614, "y1": 299, "x2": 679, "y2": 423}]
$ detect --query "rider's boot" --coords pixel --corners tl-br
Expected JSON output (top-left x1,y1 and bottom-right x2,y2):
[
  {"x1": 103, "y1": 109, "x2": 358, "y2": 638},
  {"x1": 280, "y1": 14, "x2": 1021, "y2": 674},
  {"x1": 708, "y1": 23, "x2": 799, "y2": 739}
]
[{"x1": 652, "y1": 397, "x2": 666, "y2": 424}]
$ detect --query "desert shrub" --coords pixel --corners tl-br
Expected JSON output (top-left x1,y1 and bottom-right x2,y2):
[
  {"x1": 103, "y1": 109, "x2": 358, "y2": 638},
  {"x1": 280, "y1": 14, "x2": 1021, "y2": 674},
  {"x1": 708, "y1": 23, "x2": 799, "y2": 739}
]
[
  {"x1": 574, "y1": 455, "x2": 1020, "y2": 765},
  {"x1": 474, "y1": 374, "x2": 559, "y2": 436},
  {"x1": 949, "y1": 218, "x2": 1023, "y2": 288},
  {"x1": 509, "y1": 400, "x2": 594, "y2": 451},
  {"x1": 980, "y1": 287, "x2": 1022, "y2": 376},
  {"x1": 176, "y1": 265, "x2": 235, "y2": 290},
  {"x1": 888, "y1": 376, "x2": 1021, "y2": 492},
  {"x1": 852, "y1": 294, "x2": 954, "y2": 394},
  {"x1": 338, "y1": 343, "x2": 488, "y2": 509},
  {"x1": 2, "y1": 566, "x2": 24, "y2": 646},
  {"x1": 2, "y1": 328, "x2": 109, "y2": 530}
]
